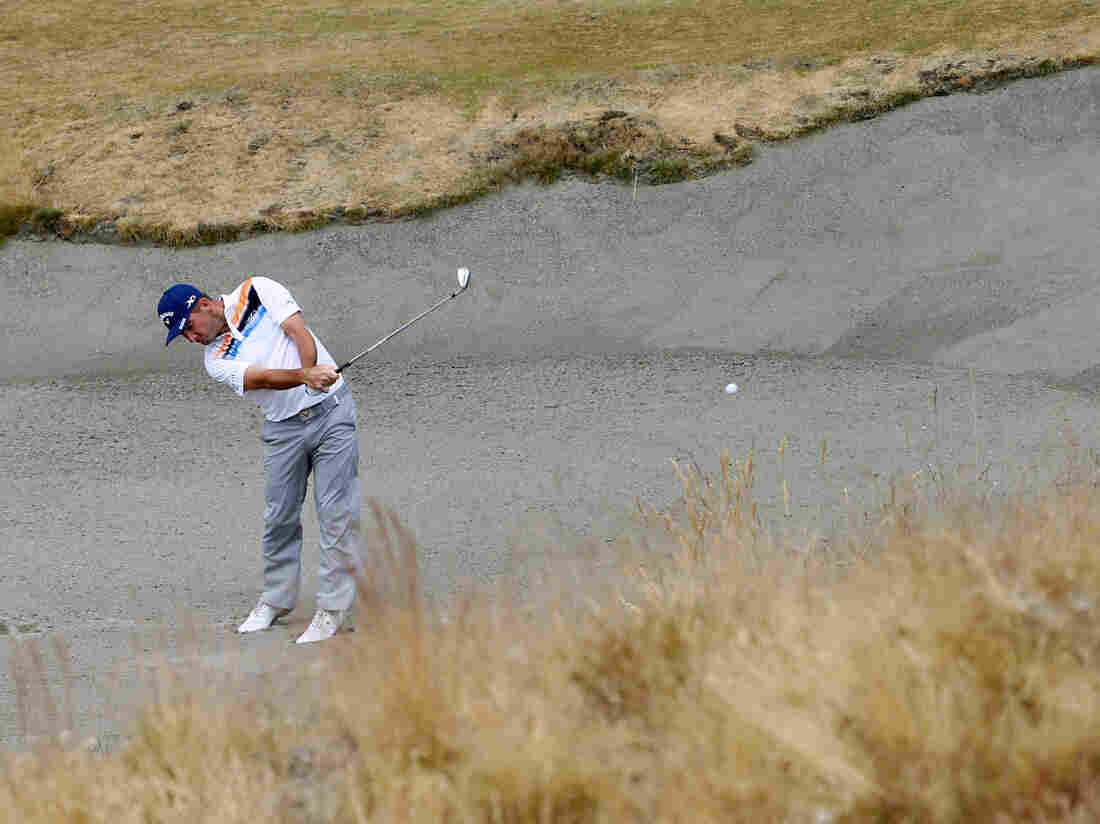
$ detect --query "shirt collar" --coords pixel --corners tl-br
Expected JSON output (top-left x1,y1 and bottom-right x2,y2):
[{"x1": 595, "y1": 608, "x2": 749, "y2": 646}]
[{"x1": 220, "y1": 294, "x2": 246, "y2": 341}]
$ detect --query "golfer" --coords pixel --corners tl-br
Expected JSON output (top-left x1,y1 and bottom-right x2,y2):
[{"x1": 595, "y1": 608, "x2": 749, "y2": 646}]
[{"x1": 157, "y1": 277, "x2": 361, "y2": 644}]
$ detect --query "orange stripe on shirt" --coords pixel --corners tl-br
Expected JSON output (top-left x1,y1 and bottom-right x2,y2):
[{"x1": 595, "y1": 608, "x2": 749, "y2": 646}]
[{"x1": 229, "y1": 278, "x2": 253, "y2": 329}]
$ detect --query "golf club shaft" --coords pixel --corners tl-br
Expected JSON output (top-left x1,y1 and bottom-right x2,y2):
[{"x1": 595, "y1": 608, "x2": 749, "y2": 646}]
[{"x1": 336, "y1": 288, "x2": 462, "y2": 373}]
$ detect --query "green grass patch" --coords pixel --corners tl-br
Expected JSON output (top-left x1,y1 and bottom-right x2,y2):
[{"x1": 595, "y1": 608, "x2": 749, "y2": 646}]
[
  {"x1": 30, "y1": 207, "x2": 63, "y2": 231},
  {"x1": 0, "y1": 202, "x2": 34, "y2": 244}
]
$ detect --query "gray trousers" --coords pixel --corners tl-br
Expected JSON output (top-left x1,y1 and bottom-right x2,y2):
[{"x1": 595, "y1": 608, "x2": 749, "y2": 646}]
[{"x1": 260, "y1": 385, "x2": 361, "y2": 612}]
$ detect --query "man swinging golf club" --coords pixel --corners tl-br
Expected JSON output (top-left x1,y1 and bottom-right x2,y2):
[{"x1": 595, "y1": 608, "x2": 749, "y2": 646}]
[{"x1": 157, "y1": 276, "x2": 360, "y2": 644}]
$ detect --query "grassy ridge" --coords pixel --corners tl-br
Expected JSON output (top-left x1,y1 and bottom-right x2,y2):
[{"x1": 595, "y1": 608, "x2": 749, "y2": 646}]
[
  {"x1": 3, "y1": 0, "x2": 1094, "y2": 98},
  {"x1": 1, "y1": 1, "x2": 1098, "y2": 243},
  {"x1": 7, "y1": 457, "x2": 1100, "y2": 822}
]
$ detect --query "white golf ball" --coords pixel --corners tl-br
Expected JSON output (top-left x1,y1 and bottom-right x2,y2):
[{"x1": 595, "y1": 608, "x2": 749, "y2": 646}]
[{"x1": 724, "y1": 382, "x2": 739, "y2": 394}]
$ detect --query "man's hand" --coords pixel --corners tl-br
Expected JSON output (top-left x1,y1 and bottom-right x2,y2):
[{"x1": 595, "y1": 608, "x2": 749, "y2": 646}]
[{"x1": 302, "y1": 364, "x2": 338, "y2": 392}]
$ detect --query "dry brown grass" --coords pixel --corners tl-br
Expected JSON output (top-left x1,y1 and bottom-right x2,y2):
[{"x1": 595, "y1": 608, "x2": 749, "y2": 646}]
[
  {"x1": 2, "y1": 1, "x2": 1099, "y2": 243},
  {"x1": 8, "y1": 452, "x2": 1100, "y2": 822}
]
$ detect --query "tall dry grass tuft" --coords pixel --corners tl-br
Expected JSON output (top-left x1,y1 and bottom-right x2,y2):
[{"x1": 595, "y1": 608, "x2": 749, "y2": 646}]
[
  {"x1": 826, "y1": 485, "x2": 1100, "y2": 821},
  {"x1": 661, "y1": 458, "x2": 1100, "y2": 821},
  {"x1": 8, "y1": 457, "x2": 1100, "y2": 821},
  {"x1": 316, "y1": 501, "x2": 637, "y2": 823},
  {"x1": 2, "y1": 679, "x2": 288, "y2": 824}
]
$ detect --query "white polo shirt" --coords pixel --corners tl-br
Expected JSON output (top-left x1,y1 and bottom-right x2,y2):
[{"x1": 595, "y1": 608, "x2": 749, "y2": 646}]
[{"x1": 204, "y1": 276, "x2": 345, "y2": 422}]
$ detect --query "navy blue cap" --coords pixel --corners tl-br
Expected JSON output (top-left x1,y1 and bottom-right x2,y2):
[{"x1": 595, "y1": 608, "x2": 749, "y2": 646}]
[{"x1": 157, "y1": 284, "x2": 203, "y2": 345}]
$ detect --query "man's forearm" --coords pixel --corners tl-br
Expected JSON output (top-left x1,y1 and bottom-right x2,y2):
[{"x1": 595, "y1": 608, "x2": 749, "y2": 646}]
[
  {"x1": 245, "y1": 367, "x2": 311, "y2": 391},
  {"x1": 244, "y1": 363, "x2": 338, "y2": 392}
]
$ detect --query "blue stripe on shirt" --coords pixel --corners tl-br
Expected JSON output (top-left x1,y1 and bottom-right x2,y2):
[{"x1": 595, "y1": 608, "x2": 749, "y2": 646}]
[{"x1": 220, "y1": 306, "x2": 266, "y2": 361}]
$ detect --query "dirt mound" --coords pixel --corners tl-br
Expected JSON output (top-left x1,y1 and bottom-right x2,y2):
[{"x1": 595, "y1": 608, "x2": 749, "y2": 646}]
[{"x1": 483, "y1": 110, "x2": 753, "y2": 186}]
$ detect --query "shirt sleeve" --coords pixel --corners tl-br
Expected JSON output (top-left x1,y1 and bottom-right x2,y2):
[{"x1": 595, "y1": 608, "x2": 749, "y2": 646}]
[
  {"x1": 205, "y1": 347, "x2": 250, "y2": 396},
  {"x1": 251, "y1": 276, "x2": 302, "y2": 326}
]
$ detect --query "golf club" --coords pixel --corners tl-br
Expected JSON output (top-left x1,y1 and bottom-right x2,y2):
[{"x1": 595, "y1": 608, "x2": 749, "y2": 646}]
[{"x1": 337, "y1": 266, "x2": 471, "y2": 373}]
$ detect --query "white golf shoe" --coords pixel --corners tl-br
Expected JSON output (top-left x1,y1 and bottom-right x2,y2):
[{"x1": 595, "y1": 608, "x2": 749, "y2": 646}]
[
  {"x1": 237, "y1": 601, "x2": 291, "y2": 633},
  {"x1": 295, "y1": 608, "x2": 351, "y2": 644}
]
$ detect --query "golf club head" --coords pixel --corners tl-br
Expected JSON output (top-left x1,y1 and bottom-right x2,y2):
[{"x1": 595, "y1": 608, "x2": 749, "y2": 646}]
[{"x1": 457, "y1": 267, "x2": 470, "y2": 290}]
